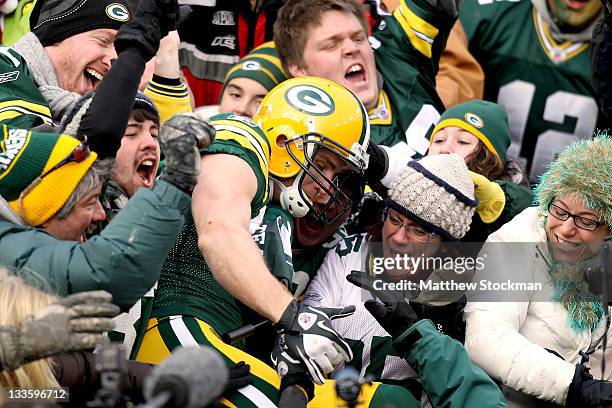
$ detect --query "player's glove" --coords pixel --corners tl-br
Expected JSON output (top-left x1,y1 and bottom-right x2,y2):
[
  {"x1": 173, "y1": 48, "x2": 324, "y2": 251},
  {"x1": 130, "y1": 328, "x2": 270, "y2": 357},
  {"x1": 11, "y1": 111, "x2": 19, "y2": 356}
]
[
  {"x1": 0, "y1": 291, "x2": 118, "y2": 371},
  {"x1": 276, "y1": 300, "x2": 355, "y2": 384},
  {"x1": 159, "y1": 112, "x2": 216, "y2": 193},
  {"x1": 271, "y1": 334, "x2": 314, "y2": 404}
]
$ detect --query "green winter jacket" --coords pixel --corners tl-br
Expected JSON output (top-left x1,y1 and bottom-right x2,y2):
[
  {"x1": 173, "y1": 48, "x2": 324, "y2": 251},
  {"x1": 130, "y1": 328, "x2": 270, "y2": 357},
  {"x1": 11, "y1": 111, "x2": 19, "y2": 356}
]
[
  {"x1": 397, "y1": 319, "x2": 508, "y2": 407},
  {"x1": 0, "y1": 180, "x2": 190, "y2": 311}
]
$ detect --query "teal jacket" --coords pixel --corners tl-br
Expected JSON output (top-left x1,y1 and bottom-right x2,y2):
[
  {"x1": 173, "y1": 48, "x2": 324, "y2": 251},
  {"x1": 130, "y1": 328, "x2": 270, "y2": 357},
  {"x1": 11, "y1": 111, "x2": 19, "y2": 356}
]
[
  {"x1": 397, "y1": 319, "x2": 507, "y2": 407},
  {"x1": 0, "y1": 180, "x2": 190, "y2": 311}
]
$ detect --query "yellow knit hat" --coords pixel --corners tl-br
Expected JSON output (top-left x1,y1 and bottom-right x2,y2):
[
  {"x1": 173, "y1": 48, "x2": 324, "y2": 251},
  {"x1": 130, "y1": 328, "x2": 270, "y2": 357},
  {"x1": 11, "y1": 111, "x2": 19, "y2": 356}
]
[{"x1": 0, "y1": 128, "x2": 97, "y2": 226}]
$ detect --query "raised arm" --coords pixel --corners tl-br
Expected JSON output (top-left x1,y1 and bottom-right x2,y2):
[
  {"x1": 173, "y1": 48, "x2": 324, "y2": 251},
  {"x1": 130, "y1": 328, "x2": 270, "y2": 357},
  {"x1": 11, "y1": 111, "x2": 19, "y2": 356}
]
[{"x1": 192, "y1": 153, "x2": 293, "y2": 322}]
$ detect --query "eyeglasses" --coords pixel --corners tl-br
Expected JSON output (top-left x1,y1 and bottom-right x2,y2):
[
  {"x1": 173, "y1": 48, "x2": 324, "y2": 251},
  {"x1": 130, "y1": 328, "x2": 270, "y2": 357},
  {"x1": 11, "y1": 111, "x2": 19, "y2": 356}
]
[
  {"x1": 548, "y1": 202, "x2": 606, "y2": 231},
  {"x1": 18, "y1": 140, "x2": 90, "y2": 221},
  {"x1": 383, "y1": 209, "x2": 436, "y2": 242}
]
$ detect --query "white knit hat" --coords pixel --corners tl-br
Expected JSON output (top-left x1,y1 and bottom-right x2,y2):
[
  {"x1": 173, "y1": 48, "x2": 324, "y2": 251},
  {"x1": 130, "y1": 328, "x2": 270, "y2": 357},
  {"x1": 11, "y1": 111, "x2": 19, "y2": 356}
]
[{"x1": 386, "y1": 154, "x2": 478, "y2": 240}]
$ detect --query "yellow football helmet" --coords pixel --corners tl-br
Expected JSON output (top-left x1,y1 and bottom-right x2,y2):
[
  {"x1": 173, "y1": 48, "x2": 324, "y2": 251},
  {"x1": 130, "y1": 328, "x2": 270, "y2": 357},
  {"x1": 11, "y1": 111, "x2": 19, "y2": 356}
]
[{"x1": 254, "y1": 76, "x2": 370, "y2": 224}]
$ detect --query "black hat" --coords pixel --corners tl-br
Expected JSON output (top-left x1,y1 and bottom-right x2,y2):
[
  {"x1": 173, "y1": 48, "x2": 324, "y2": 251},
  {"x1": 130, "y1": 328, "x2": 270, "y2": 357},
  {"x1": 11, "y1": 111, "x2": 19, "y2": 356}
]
[
  {"x1": 133, "y1": 92, "x2": 159, "y2": 118},
  {"x1": 31, "y1": 0, "x2": 131, "y2": 47},
  {"x1": 60, "y1": 91, "x2": 159, "y2": 137}
]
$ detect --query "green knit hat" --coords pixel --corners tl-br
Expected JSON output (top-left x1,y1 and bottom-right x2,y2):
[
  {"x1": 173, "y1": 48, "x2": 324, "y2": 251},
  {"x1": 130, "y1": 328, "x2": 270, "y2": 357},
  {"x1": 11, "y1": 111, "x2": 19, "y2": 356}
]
[
  {"x1": 0, "y1": 127, "x2": 97, "y2": 226},
  {"x1": 219, "y1": 41, "x2": 287, "y2": 102},
  {"x1": 535, "y1": 134, "x2": 612, "y2": 229},
  {"x1": 431, "y1": 100, "x2": 511, "y2": 163}
]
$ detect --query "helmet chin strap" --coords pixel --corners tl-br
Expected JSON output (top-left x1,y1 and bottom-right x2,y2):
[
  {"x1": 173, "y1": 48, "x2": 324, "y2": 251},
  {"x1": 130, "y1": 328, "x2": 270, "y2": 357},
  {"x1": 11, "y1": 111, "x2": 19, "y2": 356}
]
[
  {"x1": 271, "y1": 173, "x2": 311, "y2": 218},
  {"x1": 275, "y1": 123, "x2": 318, "y2": 219}
]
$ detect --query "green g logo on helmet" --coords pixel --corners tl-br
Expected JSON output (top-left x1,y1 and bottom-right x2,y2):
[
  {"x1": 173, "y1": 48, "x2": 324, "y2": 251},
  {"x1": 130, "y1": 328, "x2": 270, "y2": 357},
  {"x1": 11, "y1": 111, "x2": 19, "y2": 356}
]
[
  {"x1": 285, "y1": 85, "x2": 336, "y2": 116},
  {"x1": 106, "y1": 3, "x2": 130, "y2": 22}
]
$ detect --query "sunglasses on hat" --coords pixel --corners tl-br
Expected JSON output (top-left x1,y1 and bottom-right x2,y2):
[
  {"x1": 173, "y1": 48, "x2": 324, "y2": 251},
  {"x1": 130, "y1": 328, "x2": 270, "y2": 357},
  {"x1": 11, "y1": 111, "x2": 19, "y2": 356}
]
[{"x1": 18, "y1": 138, "x2": 91, "y2": 222}]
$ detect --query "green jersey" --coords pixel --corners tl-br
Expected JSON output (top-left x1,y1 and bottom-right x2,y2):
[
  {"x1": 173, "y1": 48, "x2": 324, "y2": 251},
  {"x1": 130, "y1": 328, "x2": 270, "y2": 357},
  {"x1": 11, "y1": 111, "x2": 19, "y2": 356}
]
[
  {"x1": 369, "y1": 0, "x2": 455, "y2": 158},
  {"x1": 459, "y1": 0, "x2": 606, "y2": 179},
  {"x1": 0, "y1": 47, "x2": 52, "y2": 129},
  {"x1": 151, "y1": 113, "x2": 271, "y2": 336},
  {"x1": 243, "y1": 203, "x2": 346, "y2": 361},
  {"x1": 252, "y1": 203, "x2": 347, "y2": 298}
]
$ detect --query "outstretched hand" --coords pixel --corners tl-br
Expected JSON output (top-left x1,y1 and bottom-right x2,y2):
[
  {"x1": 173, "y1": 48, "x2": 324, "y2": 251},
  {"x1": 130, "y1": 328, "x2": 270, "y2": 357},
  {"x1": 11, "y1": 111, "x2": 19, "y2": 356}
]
[
  {"x1": 346, "y1": 271, "x2": 418, "y2": 340},
  {"x1": 0, "y1": 291, "x2": 119, "y2": 371}
]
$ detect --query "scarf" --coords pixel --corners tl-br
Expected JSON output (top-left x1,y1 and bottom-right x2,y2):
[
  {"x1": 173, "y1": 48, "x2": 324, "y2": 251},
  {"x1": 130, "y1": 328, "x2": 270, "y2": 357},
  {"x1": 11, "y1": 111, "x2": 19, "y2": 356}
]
[
  {"x1": 12, "y1": 32, "x2": 81, "y2": 123},
  {"x1": 0, "y1": 195, "x2": 23, "y2": 225},
  {"x1": 548, "y1": 256, "x2": 604, "y2": 334},
  {"x1": 531, "y1": 0, "x2": 601, "y2": 42}
]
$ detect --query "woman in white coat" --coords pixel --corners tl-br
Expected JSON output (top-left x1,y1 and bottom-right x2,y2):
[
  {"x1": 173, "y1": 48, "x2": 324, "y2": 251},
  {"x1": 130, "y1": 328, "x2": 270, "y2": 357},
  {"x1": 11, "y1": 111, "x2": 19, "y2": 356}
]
[{"x1": 464, "y1": 135, "x2": 612, "y2": 407}]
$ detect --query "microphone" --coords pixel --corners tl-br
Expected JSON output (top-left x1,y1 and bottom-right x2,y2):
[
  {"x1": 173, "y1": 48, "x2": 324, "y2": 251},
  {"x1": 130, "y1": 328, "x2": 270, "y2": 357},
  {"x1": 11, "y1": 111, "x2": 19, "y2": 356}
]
[
  {"x1": 334, "y1": 366, "x2": 374, "y2": 408},
  {"x1": 335, "y1": 367, "x2": 361, "y2": 407},
  {"x1": 142, "y1": 346, "x2": 228, "y2": 408}
]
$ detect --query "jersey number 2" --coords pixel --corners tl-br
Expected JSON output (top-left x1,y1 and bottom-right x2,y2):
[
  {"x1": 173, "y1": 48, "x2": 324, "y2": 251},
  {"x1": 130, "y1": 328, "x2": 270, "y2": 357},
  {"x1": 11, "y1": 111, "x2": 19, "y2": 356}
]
[{"x1": 498, "y1": 79, "x2": 598, "y2": 179}]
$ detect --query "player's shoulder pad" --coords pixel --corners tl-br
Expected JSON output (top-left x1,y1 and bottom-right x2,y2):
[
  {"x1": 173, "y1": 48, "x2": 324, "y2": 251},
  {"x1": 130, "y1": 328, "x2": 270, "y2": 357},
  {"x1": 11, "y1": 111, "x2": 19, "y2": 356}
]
[{"x1": 208, "y1": 112, "x2": 271, "y2": 158}]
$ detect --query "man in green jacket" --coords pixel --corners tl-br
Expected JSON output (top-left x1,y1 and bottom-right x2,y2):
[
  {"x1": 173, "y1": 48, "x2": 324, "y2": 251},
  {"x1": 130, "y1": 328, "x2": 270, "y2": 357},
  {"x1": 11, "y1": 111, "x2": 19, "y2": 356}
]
[{"x1": 0, "y1": 112, "x2": 214, "y2": 311}]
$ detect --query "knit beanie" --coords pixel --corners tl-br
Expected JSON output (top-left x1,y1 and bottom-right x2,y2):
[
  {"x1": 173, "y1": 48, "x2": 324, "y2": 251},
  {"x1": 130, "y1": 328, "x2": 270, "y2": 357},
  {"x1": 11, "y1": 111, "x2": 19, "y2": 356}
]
[
  {"x1": 386, "y1": 154, "x2": 478, "y2": 240},
  {"x1": 60, "y1": 91, "x2": 158, "y2": 137},
  {"x1": 431, "y1": 100, "x2": 511, "y2": 163},
  {"x1": 535, "y1": 134, "x2": 612, "y2": 229},
  {"x1": 219, "y1": 41, "x2": 287, "y2": 102},
  {"x1": 133, "y1": 92, "x2": 158, "y2": 118},
  {"x1": 30, "y1": 0, "x2": 130, "y2": 47},
  {"x1": 0, "y1": 128, "x2": 97, "y2": 226}
]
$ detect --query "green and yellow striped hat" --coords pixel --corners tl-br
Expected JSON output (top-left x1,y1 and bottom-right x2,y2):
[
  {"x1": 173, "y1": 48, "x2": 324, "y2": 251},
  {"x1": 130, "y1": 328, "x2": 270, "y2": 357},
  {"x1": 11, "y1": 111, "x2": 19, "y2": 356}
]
[
  {"x1": 0, "y1": 127, "x2": 97, "y2": 226},
  {"x1": 431, "y1": 100, "x2": 511, "y2": 163},
  {"x1": 220, "y1": 41, "x2": 288, "y2": 101}
]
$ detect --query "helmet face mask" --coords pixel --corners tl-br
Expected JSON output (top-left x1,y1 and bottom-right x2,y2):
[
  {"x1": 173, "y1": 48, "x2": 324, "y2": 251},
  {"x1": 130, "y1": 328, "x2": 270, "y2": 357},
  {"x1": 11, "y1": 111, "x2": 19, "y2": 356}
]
[
  {"x1": 286, "y1": 134, "x2": 365, "y2": 225},
  {"x1": 255, "y1": 77, "x2": 370, "y2": 225}
]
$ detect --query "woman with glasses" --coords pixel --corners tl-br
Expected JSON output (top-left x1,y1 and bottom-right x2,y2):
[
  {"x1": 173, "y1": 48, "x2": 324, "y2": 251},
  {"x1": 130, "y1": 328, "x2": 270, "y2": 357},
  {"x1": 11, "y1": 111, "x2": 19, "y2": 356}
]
[
  {"x1": 464, "y1": 136, "x2": 612, "y2": 407},
  {"x1": 301, "y1": 154, "x2": 499, "y2": 406}
]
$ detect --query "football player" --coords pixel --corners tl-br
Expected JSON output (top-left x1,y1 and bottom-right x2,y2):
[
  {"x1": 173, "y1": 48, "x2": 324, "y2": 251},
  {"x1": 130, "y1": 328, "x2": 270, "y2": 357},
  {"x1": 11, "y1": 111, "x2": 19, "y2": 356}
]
[{"x1": 134, "y1": 77, "x2": 420, "y2": 407}]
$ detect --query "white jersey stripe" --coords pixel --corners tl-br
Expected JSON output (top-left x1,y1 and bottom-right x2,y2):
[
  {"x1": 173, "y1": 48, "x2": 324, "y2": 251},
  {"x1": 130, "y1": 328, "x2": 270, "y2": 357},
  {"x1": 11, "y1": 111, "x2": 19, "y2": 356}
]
[
  {"x1": 169, "y1": 316, "x2": 200, "y2": 346},
  {"x1": 238, "y1": 385, "x2": 277, "y2": 408}
]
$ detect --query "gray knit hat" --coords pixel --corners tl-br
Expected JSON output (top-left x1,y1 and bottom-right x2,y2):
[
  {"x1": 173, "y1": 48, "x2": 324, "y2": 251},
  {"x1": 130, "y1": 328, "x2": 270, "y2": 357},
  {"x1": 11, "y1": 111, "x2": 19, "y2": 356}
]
[{"x1": 386, "y1": 154, "x2": 478, "y2": 241}]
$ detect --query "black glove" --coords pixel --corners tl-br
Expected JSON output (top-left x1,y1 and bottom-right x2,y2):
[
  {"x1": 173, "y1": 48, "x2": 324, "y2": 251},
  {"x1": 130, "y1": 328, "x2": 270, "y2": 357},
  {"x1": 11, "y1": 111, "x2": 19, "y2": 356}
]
[
  {"x1": 114, "y1": 0, "x2": 179, "y2": 61},
  {"x1": 364, "y1": 143, "x2": 389, "y2": 194},
  {"x1": 566, "y1": 364, "x2": 612, "y2": 407},
  {"x1": 346, "y1": 271, "x2": 418, "y2": 341},
  {"x1": 224, "y1": 361, "x2": 253, "y2": 395},
  {"x1": 159, "y1": 112, "x2": 216, "y2": 193},
  {"x1": 205, "y1": 361, "x2": 253, "y2": 408},
  {"x1": 411, "y1": 298, "x2": 466, "y2": 343},
  {"x1": 276, "y1": 300, "x2": 355, "y2": 384}
]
